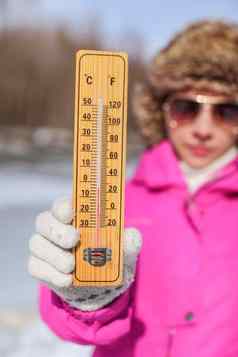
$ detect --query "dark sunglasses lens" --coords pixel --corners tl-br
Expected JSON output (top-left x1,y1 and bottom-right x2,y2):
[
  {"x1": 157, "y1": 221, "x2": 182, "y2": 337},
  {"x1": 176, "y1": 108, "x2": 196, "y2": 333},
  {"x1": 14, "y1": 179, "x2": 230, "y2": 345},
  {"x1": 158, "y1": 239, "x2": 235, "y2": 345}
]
[
  {"x1": 169, "y1": 99, "x2": 199, "y2": 122},
  {"x1": 215, "y1": 103, "x2": 238, "y2": 123}
]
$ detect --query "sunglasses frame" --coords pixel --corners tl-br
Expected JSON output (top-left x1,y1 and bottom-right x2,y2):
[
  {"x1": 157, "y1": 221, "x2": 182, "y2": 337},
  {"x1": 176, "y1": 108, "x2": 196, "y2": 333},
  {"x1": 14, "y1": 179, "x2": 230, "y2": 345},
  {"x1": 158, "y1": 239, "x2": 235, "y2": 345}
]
[{"x1": 162, "y1": 93, "x2": 238, "y2": 126}]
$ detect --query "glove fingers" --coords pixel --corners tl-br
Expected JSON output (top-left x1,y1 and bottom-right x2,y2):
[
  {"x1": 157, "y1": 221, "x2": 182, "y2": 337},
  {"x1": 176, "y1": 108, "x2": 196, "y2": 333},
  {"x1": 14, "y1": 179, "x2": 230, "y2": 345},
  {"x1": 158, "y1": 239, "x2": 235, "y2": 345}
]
[
  {"x1": 52, "y1": 197, "x2": 74, "y2": 224},
  {"x1": 29, "y1": 233, "x2": 75, "y2": 274},
  {"x1": 28, "y1": 255, "x2": 72, "y2": 288},
  {"x1": 36, "y1": 211, "x2": 80, "y2": 249},
  {"x1": 123, "y1": 227, "x2": 142, "y2": 264}
]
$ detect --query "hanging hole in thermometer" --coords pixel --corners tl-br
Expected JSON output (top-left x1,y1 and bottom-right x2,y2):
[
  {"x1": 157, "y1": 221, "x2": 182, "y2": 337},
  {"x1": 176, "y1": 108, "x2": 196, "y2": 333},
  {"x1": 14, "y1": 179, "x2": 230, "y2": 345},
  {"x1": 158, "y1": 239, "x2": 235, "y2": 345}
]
[{"x1": 73, "y1": 50, "x2": 128, "y2": 287}]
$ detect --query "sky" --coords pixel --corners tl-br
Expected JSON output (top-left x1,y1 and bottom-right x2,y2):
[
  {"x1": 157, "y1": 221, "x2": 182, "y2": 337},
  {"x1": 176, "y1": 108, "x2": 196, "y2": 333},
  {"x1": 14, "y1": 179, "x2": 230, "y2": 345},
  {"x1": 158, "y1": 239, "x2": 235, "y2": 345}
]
[{"x1": 3, "y1": 0, "x2": 238, "y2": 58}]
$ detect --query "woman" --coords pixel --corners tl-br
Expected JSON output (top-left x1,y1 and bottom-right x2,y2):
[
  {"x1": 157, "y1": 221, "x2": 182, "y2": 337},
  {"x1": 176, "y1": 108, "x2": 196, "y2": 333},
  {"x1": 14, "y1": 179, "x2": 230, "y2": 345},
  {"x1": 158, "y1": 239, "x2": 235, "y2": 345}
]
[{"x1": 29, "y1": 20, "x2": 238, "y2": 356}]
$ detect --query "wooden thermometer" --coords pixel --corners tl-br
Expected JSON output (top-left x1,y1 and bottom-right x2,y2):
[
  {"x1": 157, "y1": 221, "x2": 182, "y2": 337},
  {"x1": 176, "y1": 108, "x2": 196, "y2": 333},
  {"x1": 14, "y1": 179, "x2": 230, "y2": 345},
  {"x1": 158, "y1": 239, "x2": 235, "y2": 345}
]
[{"x1": 73, "y1": 50, "x2": 128, "y2": 287}]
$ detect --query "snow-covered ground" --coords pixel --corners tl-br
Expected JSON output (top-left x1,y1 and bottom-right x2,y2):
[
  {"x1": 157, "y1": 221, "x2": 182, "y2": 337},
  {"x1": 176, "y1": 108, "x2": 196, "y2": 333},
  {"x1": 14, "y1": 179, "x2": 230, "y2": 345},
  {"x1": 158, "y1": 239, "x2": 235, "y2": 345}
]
[
  {"x1": 0, "y1": 156, "x2": 138, "y2": 357},
  {"x1": 0, "y1": 315, "x2": 93, "y2": 357}
]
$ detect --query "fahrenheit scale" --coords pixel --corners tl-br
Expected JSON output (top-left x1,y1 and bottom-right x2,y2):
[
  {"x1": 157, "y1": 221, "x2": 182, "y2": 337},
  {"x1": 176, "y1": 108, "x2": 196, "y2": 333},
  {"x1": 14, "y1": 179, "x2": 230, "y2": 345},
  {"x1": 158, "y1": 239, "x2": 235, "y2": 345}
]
[{"x1": 73, "y1": 50, "x2": 128, "y2": 287}]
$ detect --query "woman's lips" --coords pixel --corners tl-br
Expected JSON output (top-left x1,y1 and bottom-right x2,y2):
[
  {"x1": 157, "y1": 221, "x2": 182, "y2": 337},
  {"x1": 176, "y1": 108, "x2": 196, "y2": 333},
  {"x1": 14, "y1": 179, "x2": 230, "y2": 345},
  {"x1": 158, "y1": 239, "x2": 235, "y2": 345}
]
[{"x1": 187, "y1": 145, "x2": 211, "y2": 157}]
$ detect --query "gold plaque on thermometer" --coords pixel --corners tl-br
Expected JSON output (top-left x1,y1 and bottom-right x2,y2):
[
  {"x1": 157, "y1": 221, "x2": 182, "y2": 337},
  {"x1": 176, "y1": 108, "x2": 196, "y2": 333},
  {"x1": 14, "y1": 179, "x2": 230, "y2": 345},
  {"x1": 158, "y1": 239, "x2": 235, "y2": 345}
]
[{"x1": 73, "y1": 50, "x2": 128, "y2": 287}]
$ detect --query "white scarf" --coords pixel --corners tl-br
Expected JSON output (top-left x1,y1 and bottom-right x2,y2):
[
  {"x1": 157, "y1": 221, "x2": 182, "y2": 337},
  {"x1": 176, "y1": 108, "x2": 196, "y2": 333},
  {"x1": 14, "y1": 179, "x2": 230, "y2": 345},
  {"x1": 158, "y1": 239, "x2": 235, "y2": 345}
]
[{"x1": 179, "y1": 146, "x2": 238, "y2": 193}]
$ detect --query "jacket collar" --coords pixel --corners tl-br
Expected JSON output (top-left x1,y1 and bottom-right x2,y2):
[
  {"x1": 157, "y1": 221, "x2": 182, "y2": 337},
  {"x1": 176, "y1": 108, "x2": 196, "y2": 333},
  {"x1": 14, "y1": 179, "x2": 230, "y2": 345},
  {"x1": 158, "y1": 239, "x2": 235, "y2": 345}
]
[{"x1": 132, "y1": 139, "x2": 238, "y2": 193}]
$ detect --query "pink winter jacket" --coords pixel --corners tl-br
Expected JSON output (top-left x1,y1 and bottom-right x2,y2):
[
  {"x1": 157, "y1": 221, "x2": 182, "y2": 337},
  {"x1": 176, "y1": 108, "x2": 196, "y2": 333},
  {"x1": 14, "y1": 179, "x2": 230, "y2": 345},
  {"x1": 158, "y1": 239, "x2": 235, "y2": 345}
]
[{"x1": 39, "y1": 139, "x2": 238, "y2": 357}]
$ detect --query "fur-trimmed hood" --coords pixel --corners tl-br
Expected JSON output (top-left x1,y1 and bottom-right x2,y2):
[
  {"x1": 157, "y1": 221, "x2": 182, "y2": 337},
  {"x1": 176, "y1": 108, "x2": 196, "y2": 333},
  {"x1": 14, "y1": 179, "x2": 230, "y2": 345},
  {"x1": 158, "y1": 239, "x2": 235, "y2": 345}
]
[{"x1": 133, "y1": 20, "x2": 238, "y2": 146}]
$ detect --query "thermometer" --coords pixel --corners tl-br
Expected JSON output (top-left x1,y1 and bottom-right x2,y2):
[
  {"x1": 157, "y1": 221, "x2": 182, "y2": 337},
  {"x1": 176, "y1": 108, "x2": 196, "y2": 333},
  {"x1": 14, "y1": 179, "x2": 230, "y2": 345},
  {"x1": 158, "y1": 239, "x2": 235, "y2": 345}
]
[{"x1": 73, "y1": 50, "x2": 128, "y2": 287}]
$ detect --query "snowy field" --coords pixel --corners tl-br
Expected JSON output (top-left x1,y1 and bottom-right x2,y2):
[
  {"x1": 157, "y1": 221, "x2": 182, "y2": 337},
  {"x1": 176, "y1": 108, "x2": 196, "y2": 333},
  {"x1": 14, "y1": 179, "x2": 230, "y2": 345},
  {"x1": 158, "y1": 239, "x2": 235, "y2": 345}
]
[{"x1": 0, "y1": 156, "x2": 137, "y2": 357}]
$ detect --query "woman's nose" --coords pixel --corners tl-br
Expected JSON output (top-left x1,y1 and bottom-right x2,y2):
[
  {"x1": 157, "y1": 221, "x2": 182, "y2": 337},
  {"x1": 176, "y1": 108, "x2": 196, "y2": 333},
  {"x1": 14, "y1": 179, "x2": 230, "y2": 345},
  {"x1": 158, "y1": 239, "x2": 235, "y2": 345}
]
[{"x1": 192, "y1": 105, "x2": 213, "y2": 141}]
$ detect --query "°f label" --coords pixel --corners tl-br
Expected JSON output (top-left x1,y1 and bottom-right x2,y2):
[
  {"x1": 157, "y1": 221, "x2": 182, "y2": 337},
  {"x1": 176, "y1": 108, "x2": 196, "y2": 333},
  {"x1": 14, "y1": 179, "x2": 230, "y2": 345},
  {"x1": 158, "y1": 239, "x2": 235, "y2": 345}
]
[{"x1": 73, "y1": 50, "x2": 128, "y2": 286}]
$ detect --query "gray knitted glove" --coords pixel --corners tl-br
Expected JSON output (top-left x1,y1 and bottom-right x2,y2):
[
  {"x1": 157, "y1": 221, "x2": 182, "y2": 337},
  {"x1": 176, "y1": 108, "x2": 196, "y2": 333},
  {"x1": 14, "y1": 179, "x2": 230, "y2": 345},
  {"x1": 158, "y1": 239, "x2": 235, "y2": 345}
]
[{"x1": 28, "y1": 197, "x2": 142, "y2": 311}]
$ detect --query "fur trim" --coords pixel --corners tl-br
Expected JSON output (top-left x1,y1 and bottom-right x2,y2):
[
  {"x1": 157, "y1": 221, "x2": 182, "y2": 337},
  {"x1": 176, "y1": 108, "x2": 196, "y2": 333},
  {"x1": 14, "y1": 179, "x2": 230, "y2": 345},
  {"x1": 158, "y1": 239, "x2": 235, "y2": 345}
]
[{"x1": 134, "y1": 20, "x2": 238, "y2": 146}]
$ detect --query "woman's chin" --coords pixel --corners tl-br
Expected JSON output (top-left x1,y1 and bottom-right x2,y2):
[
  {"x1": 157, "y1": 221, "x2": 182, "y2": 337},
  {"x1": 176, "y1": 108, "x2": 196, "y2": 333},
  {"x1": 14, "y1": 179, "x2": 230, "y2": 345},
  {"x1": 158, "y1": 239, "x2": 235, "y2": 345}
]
[{"x1": 182, "y1": 155, "x2": 215, "y2": 169}]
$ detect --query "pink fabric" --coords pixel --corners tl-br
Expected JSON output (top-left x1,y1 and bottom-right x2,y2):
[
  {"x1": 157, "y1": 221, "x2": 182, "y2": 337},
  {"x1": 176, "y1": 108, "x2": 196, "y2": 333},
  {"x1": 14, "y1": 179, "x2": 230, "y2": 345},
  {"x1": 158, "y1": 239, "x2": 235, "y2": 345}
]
[{"x1": 39, "y1": 139, "x2": 238, "y2": 356}]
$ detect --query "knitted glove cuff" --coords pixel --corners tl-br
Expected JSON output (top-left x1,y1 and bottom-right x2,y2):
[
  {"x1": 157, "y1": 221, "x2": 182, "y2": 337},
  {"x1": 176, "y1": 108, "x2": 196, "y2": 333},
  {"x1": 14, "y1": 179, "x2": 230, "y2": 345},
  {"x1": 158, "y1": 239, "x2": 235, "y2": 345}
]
[{"x1": 48, "y1": 263, "x2": 135, "y2": 311}]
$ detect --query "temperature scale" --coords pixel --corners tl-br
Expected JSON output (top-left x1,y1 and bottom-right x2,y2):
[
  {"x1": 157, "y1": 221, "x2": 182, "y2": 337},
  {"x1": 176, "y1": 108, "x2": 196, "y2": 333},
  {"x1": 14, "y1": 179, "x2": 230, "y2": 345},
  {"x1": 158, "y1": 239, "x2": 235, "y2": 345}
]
[{"x1": 73, "y1": 50, "x2": 128, "y2": 287}]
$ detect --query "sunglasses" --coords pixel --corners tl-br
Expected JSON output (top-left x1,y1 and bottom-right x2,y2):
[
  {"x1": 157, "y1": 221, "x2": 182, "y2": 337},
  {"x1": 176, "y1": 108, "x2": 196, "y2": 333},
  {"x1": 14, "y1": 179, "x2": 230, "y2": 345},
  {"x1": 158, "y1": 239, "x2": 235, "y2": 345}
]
[{"x1": 163, "y1": 94, "x2": 238, "y2": 126}]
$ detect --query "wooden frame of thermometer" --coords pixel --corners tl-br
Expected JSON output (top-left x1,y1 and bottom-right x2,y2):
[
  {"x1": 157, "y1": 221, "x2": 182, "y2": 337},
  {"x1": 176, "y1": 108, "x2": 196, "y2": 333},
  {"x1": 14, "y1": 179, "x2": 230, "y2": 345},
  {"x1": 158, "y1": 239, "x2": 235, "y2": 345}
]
[{"x1": 72, "y1": 50, "x2": 128, "y2": 287}]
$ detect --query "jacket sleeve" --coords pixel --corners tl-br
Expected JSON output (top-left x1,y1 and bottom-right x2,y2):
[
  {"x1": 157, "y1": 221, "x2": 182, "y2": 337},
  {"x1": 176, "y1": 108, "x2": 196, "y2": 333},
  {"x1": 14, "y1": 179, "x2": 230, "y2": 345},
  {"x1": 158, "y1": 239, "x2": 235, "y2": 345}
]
[{"x1": 38, "y1": 284, "x2": 133, "y2": 346}]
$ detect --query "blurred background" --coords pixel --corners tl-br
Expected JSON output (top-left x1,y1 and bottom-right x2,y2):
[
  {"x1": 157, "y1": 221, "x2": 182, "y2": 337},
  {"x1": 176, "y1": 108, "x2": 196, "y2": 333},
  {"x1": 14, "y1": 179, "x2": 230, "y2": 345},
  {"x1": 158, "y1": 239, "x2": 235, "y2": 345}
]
[{"x1": 1, "y1": 1, "x2": 238, "y2": 356}]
